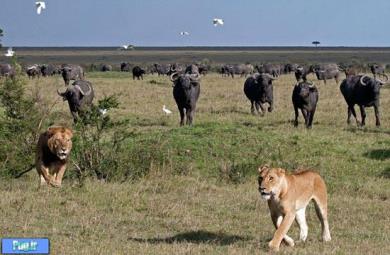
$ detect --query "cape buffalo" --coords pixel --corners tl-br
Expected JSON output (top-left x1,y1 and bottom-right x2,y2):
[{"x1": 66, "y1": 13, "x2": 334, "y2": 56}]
[
  {"x1": 132, "y1": 66, "x2": 146, "y2": 80},
  {"x1": 171, "y1": 70, "x2": 201, "y2": 126},
  {"x1": 340, "y1": 74, "x2": 388, "y2": 126},
  {"x1": 256, "y1": 64, "x2": 282, "y2": 78},
  {"x1": 61, "y1": 65, "x2": 84, "y2": 86},
  {"x1": 41, "y1": 64, "x2": 60, "y2": 77},
  {"x1": 153, "y1": 63, "x2": 170, "y2": 76},
  {"x1": 57, "y1": 80, "x2": 94, "y2": 123},
  {"x1": 26, "y1": 65, "x2": 41, "y2": 79},
  {"x1": 243, "y1": 73, "x2": 275, "y2": 115},
  {"x1": 369, "y1": 64, "x2": 386, "y2": 79},
  {"x1": 0, "y1": 64, "x2": 15, "y2": 78},
  {"x1": 292, "y1": 81, "x2": 319, "y2": 128},
  {"x1": 101, "y1": 64, "x2": 113, "y2": 72},
  {"x1": 121, "y1": 62, "x2": 131, "y2": 72},
  {"x1": 313, "y1": 64, "x2": 340, "y2": 84},
  {"x1": 295, "y1": 65, "x2": 314, "y2": 81}
]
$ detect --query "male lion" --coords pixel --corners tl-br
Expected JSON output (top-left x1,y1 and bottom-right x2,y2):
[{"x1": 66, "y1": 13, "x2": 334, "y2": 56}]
[
  {"x1": 258, "y1": 165, "x2": 331, "y2": 252},
  {"x1": 36, "y1": 126, "x2": 73, "y2": 187}
]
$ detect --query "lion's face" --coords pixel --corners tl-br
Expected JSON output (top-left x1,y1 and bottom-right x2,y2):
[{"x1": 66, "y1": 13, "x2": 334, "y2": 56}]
[
  {"x1": 47, "y1": 127, "x2": 73, "y2": 160},
  {"x1": 258, "y1": 166, "x2": 285, "y2": 200}
]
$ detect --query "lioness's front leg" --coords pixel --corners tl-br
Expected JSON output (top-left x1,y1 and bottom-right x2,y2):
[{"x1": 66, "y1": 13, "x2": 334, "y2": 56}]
[
  {"x1": 271, "y1": 212, "x2": 295, "y2": 247},
  {"x1": 269, "y1": 212, "x2": 296, "y2": 252}
]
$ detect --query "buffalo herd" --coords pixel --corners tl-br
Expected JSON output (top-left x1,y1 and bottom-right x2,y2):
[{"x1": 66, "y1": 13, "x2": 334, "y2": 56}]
[{"x1": 0, "y1": 60, "x2": 388, "y2": 127}]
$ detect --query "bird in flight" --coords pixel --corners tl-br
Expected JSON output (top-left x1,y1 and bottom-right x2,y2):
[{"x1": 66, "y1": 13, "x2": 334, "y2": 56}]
[
  {"x1": 35, "y1": 1, "x2": 46, "y2": 15},
  {"x1": 5, "y1": 48, "x2": 15, "y2": 57},
  {"x1": 180, "y1": 32, "x2": 190, "y2": 36},
  {"x1": 163, "y1": 105, "x2": 172, "y2": 115},
  {"x1": 213, "y1": 18, "x2": 224, "y2": 26}
]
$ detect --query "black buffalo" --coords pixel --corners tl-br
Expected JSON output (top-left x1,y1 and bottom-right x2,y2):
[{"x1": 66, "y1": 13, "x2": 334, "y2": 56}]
[
  {"x1": 57, "y1": 80, "x2": 94, "y2": 123},
  {"x1": 101, "y1": 64, "x2": 113, "y2": 72},
  {"x1": 26, "y1": 65, "x2": 41, "y2": 79},
  {"x1": 132, "y1": 66, "x2": 146, "y2": 80},
  {"x1": 243, "y1": 73, "x2": 275, "y2": 115},
  {"x1": 340, "y1": 74, "x2": 388, "y2": 126},
  {"x1": 171, "y1": 70, "x2": 201, "y2": 126},
  {"x1": 61, "y1": 65, "x2": 84, "y2": 86},
  {"x1": 292, "y1": 81, "x2": 319, "y2": 128},
  {"x1": 120, "y1": 62, "x2": 131, "y2": 72}
]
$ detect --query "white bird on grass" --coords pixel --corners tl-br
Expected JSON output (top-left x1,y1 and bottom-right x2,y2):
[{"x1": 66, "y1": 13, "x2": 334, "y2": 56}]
[
  {"x1": 180, "y1": 31, "x2": 190, "y2": 36},
  {"x1": 163, "y1": 105, "x2": 172, "y2": 115},
  {"x1": 35, "y1": 1, "x2": 46, "y2": 15},
  {"x1": 213, "y1": 18, "x2": 224, "y2": 26},
  {"x1": 5, "y1": 48, "x2": 14, "y2": 57},
  {"x1": 99, "y1": 108, "x2": 108, "y2": 116}
]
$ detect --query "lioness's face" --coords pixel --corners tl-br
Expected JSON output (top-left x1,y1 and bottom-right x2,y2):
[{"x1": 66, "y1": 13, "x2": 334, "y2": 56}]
[
  {"x1": 258, "y1": 166, "x2": 285, "y2": 200},
  {"x1": 48, "y1": 128, "x2": 73, "y2": 160}
]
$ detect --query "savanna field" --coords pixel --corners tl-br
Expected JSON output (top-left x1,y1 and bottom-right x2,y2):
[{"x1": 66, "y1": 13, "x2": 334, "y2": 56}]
[{"x1": 1, "y1": 49, "x2": 390, "y2": 254}]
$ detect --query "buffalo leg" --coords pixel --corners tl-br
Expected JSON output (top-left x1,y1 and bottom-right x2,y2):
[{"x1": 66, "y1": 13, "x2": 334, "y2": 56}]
[
  {"x1": 186, "y1": 107, "x2": 195, "y2": 126},
  {"x1": 268, "y1": 101, "x2": 273, "y2": 112},
  {"x1": 294, "y1": 105, "x2": 299, "y2": 127},
  {"x1": 374, "y1": 104, "x2": 381, "y2": 126},
  {"x1": 179, "y1": 108, "x2": 185, "y2": 126},
  {"x1": 348, "y1": 105, "x2": 358, "y2": 125},
  {"x1": 359, "y1": 105, "x2": 366, "y2": 126},
  {"x1": 301, "y1": 109, "x2": 308, "y2": 127},
  {"x1": 308, "y1": 108, "x2": 316, "y2": 128},
  {"x1": 251, "y1": 101, "x2": 255, "y2": 114},
  {"x1": 257, "y1": 102, "x2": 265, "y2": 116}
]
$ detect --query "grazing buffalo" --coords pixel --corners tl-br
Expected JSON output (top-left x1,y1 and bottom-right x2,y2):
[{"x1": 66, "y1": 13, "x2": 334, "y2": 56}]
[
  {"x1": 243, "y1": 73, "x2": 275, "y2": 115},
  {"x1": 26, "y1": 65, "x2": 41, "y2": 79},
  {"x1": 120, "y1": 62, "x2": 131, "y2": 72},
  {"x1": 57, "y1": 80, "x2": 94, "y2": 123},
  {"x1": 339, "y1": 65, "x2": 360, "y2": 78},
  {"x1": 340, "y1": 74, "x2": 388, "y2": 126},
  {"x1": 61, "y1": 65, "x2": 84, "y2": 86},
  {"x1": 132, "y1": 66, "x2": 146, "y2": 80},
  {"x1": 312, "y1": 64, "x2": 340, "y2": 84},
  {"x1": 369, "y1": 64, "x2": 386, "y2": 79},
  {"x1": 171, "y1": 70, "x2": 201, "y2": 126},
  {"x1": 0, "y1": 64, "x2": 15, "y2": 78},
  {"x1": 101, "y1": 64, "x2": 112, "y2": 72},
  {"x1": 292, "y1": 81, "x2": 319, "y2": 128},
  {"x1": 256, "y1": 64, "x2": 282, "y2": 77}
]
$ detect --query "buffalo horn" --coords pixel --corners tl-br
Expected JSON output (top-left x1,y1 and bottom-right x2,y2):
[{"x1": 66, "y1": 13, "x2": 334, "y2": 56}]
[
  {"x1": 360, "y1": 75, "x2": 368, "y2": 86},
  {"x1": 170, "y1": 72, "x2": 179, "y2": 82}
]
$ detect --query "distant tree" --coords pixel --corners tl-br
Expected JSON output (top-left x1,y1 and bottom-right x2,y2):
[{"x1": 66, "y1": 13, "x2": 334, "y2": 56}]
[{"x1": 312, "y1": 41, "x2": 320, "y2": 47}]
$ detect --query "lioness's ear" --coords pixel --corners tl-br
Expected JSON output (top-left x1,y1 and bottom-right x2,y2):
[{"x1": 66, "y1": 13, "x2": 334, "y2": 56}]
[
  {"x1": 277, "y1": 168, "x2": 286, "y2": 176},
  {"x1": 258, "y1": 165, "x2": 269, "y2": 174}
]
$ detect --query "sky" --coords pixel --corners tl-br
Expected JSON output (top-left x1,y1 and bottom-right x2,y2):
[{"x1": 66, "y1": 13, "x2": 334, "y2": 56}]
[{"x1": 0, "y1": 0, "x2": 390, "y2": 47}]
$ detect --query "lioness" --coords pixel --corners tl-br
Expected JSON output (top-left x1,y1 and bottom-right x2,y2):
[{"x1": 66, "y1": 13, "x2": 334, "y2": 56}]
[
  {"x1": 258, "y1": 165, "x2": 331, "y2": 252},
  {"x1": 36, "y1": 126, "x2": 73, "y2": 187}
]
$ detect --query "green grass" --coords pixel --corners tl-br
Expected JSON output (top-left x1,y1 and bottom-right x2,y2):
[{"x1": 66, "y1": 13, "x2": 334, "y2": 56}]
[{"x1": 1, "y1": 70, "x2": 390, "y2": 254}]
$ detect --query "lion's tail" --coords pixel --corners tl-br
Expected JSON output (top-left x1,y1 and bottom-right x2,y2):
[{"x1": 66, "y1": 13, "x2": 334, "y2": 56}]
[{"x1": 14, "y1": 164, "x2": 35, "y2": 178}]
